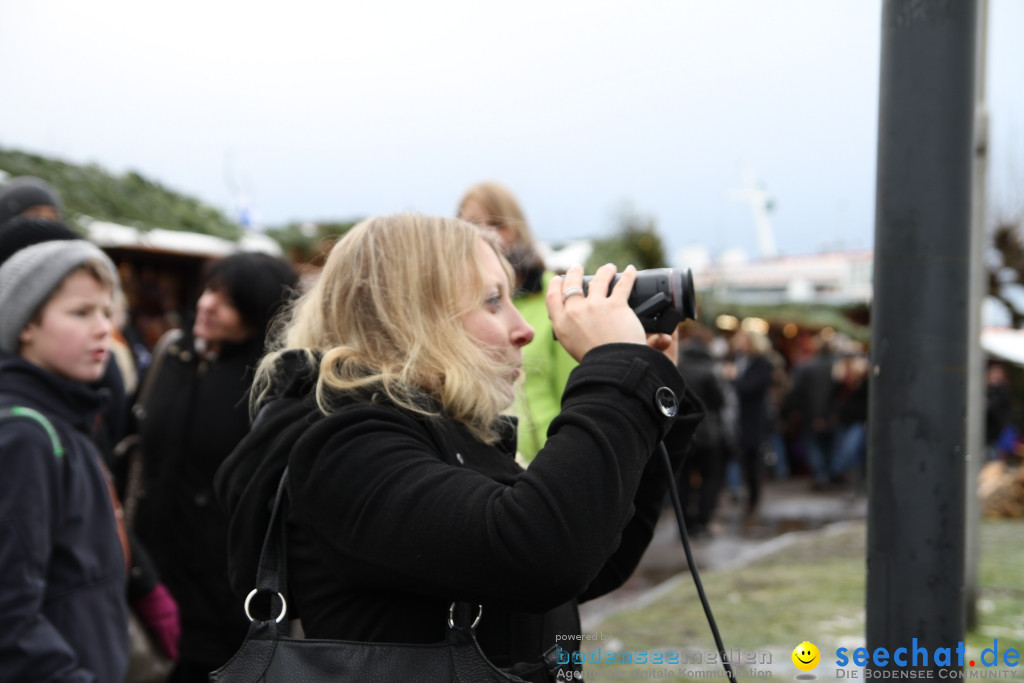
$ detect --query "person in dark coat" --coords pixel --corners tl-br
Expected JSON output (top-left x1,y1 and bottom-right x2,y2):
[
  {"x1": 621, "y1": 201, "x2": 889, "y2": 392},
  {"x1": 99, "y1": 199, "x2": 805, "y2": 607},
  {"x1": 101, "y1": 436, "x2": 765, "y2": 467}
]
[
  {"x1": 215, "y1": 215, "x2": 702, "y2": 683},
  {"x1": 830, "y1": 352, "x2": 869, "y2": 483},
  {"x1": 0, "y1": 240, "x2": 129, "y2": 682},
  {"x1": 0, "y1": 175, "x2": 63, "y2": 225},
  {"x1": 985, "y1": 361, "x2": 1015, "y2": 460},
  {"x1": 724, "y1": 329, "x2": 774, "y2": 514},
  {"x1": 675, "y1": 324, "x2": 728, "y2": 535},
  {"x1": 786, "y1": 335, "x2": 840, "y2": 488},
  {"x1": 132, "y1": 251, "x2": 298, "y2": 682}
]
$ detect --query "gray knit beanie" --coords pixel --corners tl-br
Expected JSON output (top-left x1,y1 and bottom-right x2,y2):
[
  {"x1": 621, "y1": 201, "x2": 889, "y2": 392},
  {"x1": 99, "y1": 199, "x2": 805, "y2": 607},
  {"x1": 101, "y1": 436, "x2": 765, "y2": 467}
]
[{"x1": 0, "y1": 240, "x2": 119, "y2": 353}]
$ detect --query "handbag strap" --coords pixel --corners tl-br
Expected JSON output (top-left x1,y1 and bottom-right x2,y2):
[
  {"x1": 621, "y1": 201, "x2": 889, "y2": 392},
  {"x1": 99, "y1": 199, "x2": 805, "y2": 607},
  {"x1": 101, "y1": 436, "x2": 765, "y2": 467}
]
[
  {"x1": 244, "y1": 466, "x2": 291, "y2": 625},
  {"x1": 119, "y1": 327, "x2": 184, "y2": 527},
  {"x1": 134, "y1": 328, "x2": 184, "y2": 417}
]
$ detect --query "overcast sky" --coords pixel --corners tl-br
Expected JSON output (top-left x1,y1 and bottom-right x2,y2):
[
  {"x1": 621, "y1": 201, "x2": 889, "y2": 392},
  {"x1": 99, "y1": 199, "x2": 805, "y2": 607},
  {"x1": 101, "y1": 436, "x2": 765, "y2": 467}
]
[{"x1": 2, "y1": 1, "x2": 1022, "y2": 266}]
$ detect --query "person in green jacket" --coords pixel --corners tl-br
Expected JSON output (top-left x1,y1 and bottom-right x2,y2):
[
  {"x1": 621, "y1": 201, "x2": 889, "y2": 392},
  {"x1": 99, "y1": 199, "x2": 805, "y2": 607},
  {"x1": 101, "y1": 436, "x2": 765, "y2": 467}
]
[{"x1": 458, "y1": 181, "x2": 577, "y2": 462}]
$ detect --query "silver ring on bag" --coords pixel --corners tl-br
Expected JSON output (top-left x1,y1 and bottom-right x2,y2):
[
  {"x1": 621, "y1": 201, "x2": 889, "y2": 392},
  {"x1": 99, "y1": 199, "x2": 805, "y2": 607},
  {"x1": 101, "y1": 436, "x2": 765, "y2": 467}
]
[
  {"x1": 561, "y1": 286, "x2": 584, "y2": 302},
  {"x1": 448, "y1": 603, "x2": 483, "y2": 629},
  {"x1": 244, "y1": 589, "x2": 288, "y2": 623}
]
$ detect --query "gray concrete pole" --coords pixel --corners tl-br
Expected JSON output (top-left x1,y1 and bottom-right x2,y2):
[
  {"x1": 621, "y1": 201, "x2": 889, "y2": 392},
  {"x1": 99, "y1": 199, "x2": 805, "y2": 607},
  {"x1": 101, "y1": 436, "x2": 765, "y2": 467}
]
[
  {"x1": 867, "y1": 0, "x2": 977, "y2": 674},
  {"x1": 964, "y1": 0, "x2": 988, "y2": 632}
]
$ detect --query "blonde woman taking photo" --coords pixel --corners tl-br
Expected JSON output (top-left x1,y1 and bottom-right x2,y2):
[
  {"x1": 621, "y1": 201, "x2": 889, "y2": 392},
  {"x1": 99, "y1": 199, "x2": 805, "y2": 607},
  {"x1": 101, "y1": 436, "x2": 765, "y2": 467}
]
[{"x1": 216, "y1": 214, "x2": 701, "y2": 682}]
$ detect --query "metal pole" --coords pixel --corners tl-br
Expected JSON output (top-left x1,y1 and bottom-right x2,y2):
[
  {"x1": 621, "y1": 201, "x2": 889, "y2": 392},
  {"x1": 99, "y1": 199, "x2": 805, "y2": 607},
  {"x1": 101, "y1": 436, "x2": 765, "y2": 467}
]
[
  {"x1": 867, "y1": 0, "x2": 977, "y2": 674},
  {"x1": 964, "y1": 0, "x2": 989, "y2": 632}
]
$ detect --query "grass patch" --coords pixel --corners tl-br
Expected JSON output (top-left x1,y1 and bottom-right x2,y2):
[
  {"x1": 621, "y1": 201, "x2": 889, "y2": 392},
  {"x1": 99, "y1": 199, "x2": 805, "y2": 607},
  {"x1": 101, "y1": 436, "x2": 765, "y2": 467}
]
[
  {"x1": 579, "y1": 518, "x2": 1024, "y2": 679},
  {"x1": 972, "y1": 519, "x2": 1024, "y2": 653}
]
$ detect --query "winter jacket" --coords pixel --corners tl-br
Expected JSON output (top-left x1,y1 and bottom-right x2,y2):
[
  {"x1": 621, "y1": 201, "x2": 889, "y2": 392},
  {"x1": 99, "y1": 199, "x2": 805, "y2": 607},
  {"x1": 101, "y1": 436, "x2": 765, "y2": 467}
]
[
  {"x1": 732, "y1": 353, "x2": 773, "y2": 450},
  {"x1": 216, "y1": 343, "x2": 702, "y2": 682},
  {"x1": 0, "y1": 353, "x2": 129, "y2": 683},
  {"x1": 786, "y1": 352, "x2": 838, "y2": 433},
  {"x1": 132, "y1": 330, "x2": 262, "y2": 667},
  {"x1": 678, "y1": 343, "x2": 726, "y2": 452}
]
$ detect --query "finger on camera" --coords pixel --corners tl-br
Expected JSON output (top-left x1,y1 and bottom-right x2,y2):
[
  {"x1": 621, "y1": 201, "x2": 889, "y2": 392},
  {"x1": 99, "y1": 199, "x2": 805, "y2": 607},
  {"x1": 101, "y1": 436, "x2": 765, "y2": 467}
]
[
  {"x1": 561, "y1": 264, "x2": 585, "y2": 290},
  {"x1": 610, "y1": 265, "x2": 637, "y2": 302},
  {"x1": 546, "y1": 275, "x2": 565, "y2": 314},
  {"x1": 587, "y1": 263, "x2": 618, "y2": 298}
]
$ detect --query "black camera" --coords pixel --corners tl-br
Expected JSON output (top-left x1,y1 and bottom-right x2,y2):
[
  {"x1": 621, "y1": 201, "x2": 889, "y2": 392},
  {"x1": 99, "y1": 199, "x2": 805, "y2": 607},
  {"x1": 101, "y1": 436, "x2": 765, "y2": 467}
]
[{"x1": 582, "y1": 267, "x2": 697, "y2": 334}]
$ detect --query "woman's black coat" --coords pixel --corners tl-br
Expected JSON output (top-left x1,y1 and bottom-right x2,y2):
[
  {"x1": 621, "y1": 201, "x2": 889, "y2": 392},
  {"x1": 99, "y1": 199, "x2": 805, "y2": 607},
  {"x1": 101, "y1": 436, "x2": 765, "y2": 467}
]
[{"x1": 217, "y1": 343, "x2": 702, "y2": 680}]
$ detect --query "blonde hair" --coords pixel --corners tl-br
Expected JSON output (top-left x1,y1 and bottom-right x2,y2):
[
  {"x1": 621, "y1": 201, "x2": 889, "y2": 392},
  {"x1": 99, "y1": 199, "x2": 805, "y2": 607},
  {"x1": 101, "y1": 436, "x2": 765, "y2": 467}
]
[
  {"x1": 255, "y1": 214, "x2": 516, "y2": 443},
  {"x1": 733, "y1": 329, "x2": 771, "y2": 357},
  {"x1": 457, "y1": 181, "x2": 535, "y2": 250}
]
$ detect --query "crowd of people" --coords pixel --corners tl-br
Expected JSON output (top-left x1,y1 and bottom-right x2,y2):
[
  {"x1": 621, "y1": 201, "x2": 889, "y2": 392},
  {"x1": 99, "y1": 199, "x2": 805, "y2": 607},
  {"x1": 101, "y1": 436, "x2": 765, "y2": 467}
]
[
  {"x1": 0, "y1": 177, "x2": 301, "y2": 682},
  {"x1": 672, "y1": 321, "x2": 871, "y2": 535},
  {"x1": 1, "y1": 174, "x2": 883, "y2": 682}
]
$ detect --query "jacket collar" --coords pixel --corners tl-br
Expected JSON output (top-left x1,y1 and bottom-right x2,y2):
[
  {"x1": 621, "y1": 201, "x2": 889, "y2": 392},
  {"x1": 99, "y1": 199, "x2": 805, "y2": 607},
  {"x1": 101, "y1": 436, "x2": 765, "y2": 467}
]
[{"x1": 0, "y1": 352, "x2": 108, "y2": 434}]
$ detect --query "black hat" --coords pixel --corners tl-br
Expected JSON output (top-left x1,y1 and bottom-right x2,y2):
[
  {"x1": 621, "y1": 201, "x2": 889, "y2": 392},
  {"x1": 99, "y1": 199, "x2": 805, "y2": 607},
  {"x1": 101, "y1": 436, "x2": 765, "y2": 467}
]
[
  {"x1": 203, "y1": 252, "x2": 299, "y2": 337},
  {"x1": 0, "y1": 176, "x2": 64, "y2": 227},
  {"x1": 0, "y1": 215, "x2": 80, "y2": 266}
]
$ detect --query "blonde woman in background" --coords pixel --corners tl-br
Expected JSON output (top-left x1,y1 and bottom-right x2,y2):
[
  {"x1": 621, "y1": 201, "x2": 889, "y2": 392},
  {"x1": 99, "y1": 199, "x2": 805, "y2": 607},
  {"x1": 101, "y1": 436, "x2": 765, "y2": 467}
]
[{"x1": 458, "y1": 182, "x2": 576, "y2": 462}]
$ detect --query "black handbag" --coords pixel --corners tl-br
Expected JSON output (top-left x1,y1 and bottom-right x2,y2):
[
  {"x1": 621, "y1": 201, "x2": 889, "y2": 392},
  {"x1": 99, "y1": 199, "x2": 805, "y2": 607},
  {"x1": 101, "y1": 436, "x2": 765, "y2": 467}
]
[{"x1": 209, "y1": 468, "x2": 531, "y2": 682}]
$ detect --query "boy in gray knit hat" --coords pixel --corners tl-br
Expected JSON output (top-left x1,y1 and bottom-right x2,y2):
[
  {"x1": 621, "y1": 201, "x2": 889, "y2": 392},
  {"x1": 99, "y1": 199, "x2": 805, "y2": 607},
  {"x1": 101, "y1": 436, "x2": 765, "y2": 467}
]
[
  {"x1": 0, "y1": 240, "x2": 118, "y2": 355},
  {"x1": 0, "y1": 239, "x2": 132, "y2": 682}
]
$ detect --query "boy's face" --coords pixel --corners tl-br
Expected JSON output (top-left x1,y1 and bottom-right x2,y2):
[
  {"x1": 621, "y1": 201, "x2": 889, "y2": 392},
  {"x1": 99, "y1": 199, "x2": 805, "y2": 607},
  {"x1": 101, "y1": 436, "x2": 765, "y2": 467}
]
[{"x1": 18, "y1": 270, "x2": 114, "y2": 383}]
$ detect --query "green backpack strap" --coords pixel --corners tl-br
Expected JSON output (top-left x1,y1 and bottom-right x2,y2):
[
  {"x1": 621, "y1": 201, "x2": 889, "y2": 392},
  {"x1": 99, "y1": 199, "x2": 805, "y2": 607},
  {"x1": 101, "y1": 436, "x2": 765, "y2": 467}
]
[{"x1": 0, "y1": 406, "x2": 65, "y2": 458}]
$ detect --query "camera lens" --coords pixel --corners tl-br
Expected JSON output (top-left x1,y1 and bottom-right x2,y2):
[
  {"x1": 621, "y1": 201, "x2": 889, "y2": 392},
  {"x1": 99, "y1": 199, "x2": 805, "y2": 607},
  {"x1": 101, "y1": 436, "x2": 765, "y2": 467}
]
[{"x1": 581, "y1": 267, "x2": 697, "y2": 334}]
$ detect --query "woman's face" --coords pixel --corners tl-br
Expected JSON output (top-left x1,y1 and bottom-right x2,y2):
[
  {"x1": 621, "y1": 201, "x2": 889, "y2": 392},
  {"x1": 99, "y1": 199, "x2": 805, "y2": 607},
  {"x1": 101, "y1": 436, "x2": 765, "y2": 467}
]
[
  {"x1": 193, "y1": 286, "x2": 252, "y2": 347},
  {"x1": 459, "y1": 199, "x2": 516, "y2": 249},
  {"x1": 459, "y1": 239, "x2": 535, "y2": 397}
]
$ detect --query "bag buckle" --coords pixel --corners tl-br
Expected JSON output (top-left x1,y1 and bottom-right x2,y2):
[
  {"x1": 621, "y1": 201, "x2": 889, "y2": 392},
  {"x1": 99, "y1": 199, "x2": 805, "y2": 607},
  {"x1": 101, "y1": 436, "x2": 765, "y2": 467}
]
[
  {"x1": 447, "y1": 602, "x2": 483, "y2": 629},
  {"x1": 244, "y1": 589, "x2": 288, "y2": 623}
]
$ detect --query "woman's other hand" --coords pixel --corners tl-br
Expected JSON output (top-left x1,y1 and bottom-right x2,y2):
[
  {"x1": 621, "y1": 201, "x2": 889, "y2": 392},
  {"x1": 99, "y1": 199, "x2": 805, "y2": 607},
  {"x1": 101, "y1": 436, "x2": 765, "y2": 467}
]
[{"x1": 646, "y1": 327, "x2": 678, "y2": 365}]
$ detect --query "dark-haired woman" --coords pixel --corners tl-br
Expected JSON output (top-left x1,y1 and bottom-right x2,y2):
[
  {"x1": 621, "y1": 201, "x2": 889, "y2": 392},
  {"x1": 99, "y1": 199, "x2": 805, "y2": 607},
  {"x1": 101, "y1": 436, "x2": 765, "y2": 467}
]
[{"x1": 132, "y1": 251, "x2": 298, "y2": 682}]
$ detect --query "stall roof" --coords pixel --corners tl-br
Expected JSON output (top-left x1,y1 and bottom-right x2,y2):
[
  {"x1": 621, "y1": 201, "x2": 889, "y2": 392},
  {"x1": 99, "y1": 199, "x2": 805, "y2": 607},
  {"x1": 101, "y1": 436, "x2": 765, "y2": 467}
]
[
  {"x1": 83, "y1": 219, "x2": 282, "y2": 258},
  {"x1": 981, "y1": 327, "x2": 1024, "y2": 366}
]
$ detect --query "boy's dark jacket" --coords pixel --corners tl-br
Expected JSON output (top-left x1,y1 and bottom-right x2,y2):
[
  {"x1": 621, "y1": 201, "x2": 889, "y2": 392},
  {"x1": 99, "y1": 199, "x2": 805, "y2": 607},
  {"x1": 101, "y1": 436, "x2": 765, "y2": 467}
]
[
  {"x1": 0, "y1": 352, "x2": 129, "y2": 683},
  {"x1": 215, "y1": 344, "x2": 702, "y2": 682}
]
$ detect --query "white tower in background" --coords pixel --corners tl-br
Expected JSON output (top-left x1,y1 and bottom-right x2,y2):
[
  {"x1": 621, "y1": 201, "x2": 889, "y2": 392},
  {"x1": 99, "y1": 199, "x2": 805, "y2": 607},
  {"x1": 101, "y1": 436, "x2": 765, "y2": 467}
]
[{"x1": 729, "y1": 165, "x2": 778, "y2": 259}]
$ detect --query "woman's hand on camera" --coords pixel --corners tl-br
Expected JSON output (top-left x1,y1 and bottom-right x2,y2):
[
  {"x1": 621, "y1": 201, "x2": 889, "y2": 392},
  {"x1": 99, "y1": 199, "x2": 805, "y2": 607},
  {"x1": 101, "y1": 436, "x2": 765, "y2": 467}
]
[{"x1": 547, "y1": 263, "x2": 647, "y2": 362}]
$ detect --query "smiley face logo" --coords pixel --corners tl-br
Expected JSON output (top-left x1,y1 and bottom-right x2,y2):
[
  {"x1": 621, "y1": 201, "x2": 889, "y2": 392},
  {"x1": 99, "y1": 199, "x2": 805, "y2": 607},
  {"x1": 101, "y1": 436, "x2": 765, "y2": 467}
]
[{"x1": 792, "y1": 641, "x2": 821, "y2": 671}]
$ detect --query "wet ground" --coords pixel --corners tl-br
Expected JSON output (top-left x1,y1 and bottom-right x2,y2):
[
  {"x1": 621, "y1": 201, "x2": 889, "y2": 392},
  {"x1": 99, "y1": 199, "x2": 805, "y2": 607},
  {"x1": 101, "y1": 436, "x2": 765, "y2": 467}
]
[{"x1": 580, "y1": 476, "x2": 868, "y2": 629}]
